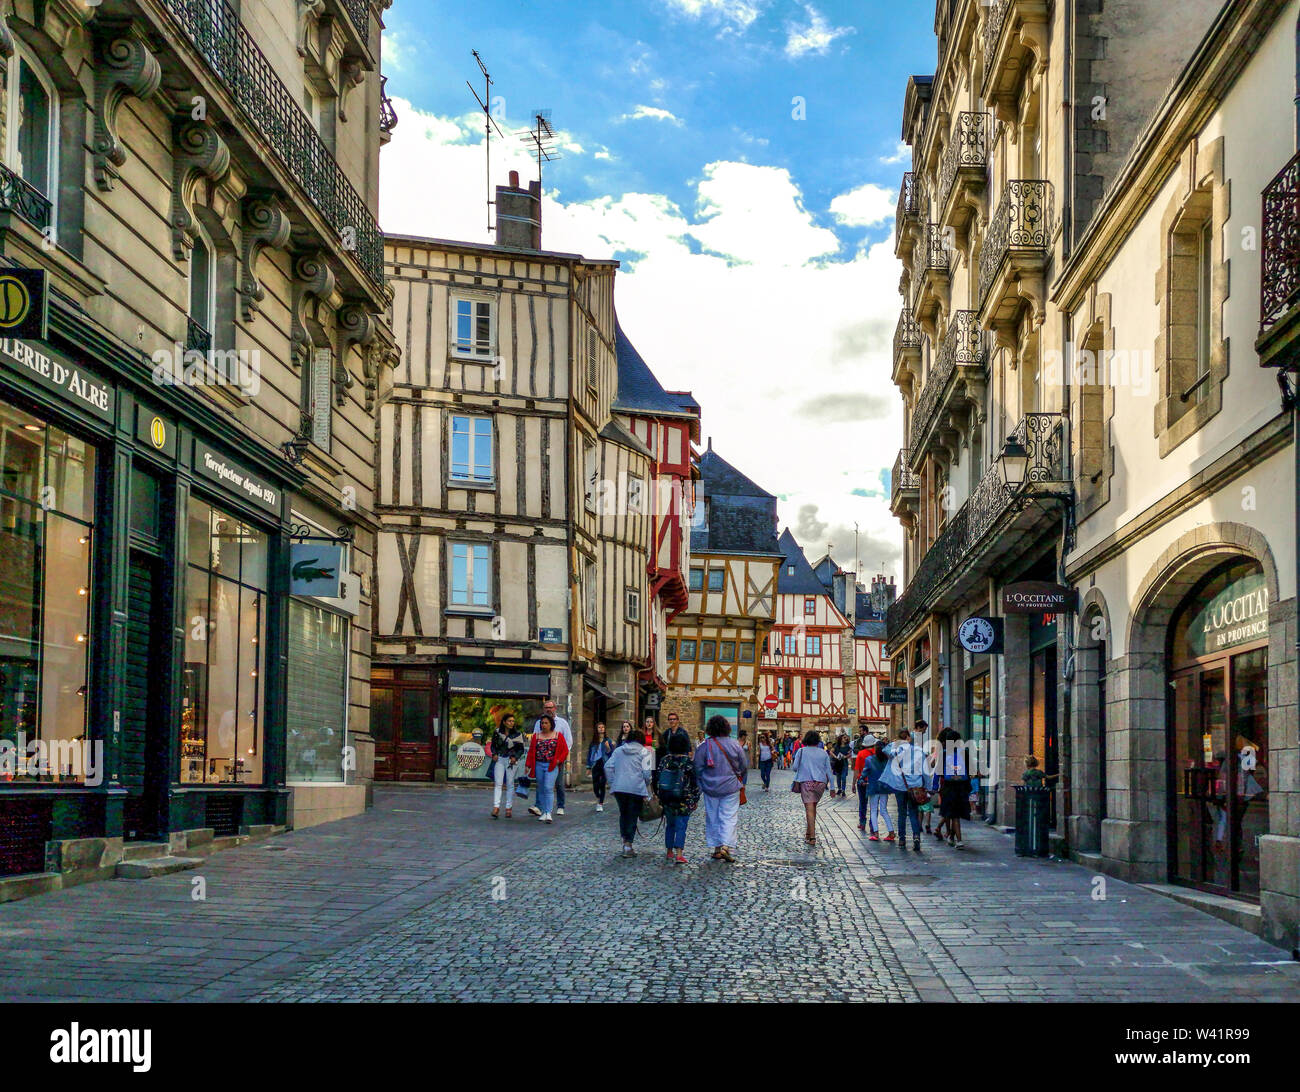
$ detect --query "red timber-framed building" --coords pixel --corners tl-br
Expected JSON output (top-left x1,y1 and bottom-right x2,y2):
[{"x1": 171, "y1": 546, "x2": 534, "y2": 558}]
[{"x1": 611, "y1": 324, "x2": 700, "y2": 722}]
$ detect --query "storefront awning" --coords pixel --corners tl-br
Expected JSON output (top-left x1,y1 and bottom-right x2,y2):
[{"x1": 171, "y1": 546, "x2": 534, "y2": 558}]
[
  {"x1": 447, "y1": 669, "x2": 551, "y2": 696},
  {"x1": 583, "y1": 676, "x2": 622, "y2": 705}
]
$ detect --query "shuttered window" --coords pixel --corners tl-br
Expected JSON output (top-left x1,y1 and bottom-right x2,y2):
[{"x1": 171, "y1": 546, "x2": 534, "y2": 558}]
[{"x1": 286, "y1": 600, "x2": 349, "y2": 783}]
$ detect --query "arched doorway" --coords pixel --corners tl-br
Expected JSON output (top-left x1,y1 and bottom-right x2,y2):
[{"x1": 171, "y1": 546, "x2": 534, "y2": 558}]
[{"x1": 1167, "y1": 558, "x2": 1269, "y2": 897}]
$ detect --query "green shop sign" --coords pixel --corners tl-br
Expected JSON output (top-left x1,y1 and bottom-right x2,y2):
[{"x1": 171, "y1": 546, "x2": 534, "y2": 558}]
[{"x1": 1186, "y1": 571, "x2": 1269, "y2": 658}]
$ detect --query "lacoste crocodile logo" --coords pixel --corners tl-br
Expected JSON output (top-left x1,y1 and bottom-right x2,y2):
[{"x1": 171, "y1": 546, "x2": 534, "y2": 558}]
[{"x1": 292, "y1": 558, "x2": 337, "y2": 582}]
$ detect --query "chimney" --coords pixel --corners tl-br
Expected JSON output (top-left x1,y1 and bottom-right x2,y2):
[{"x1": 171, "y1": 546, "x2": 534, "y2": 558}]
[{"x1": 495, "y1": 171, "x2": 541, "y2": 250}]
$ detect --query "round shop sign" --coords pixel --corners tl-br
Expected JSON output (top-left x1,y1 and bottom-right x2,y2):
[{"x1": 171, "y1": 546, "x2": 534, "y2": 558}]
[
  {"x1": 0, "y1": 274, "x2": 32, "y2": 328},
  {"x1": 456, "y1": 740, "x2": 486, "y2": 770},
  {"x1": 149, "y1": 416, "x2": 167, "y2": 449},
  {"x1": 958, "y1": 616, "x2": 997, "y2": 654}
]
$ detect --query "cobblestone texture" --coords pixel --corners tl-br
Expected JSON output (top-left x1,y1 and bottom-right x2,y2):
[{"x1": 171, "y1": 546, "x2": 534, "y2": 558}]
[{"x1": 1, "y1": 771, "x2": 1297, "y2": 1003}]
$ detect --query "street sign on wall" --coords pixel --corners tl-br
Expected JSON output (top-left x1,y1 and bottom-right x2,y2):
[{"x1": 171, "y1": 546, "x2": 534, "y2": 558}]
[
  {"x1": 958, "y1": 616, "x2": 1004, "y2": 654},
  {"x1": 880, "y1": 686, "x2": 908, "y2": 705}
]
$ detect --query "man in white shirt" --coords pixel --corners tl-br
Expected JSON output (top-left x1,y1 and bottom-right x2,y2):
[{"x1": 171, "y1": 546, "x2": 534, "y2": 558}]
[{"x1": 529, "y1": 698, "x2": 572, "y2": 816}]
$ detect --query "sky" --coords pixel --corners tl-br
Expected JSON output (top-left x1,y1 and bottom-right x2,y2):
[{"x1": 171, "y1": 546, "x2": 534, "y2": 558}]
[{"x1": 378, "y1": 0, "x2": 938, "y2": 582}]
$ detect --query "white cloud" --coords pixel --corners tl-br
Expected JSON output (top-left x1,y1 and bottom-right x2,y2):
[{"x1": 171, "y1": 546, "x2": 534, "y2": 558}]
[
  {"x1": 621, "y1": 104, "x2": 683, "y2": 125},
  {"x1": 379, "y1": 101, "x2": 904, "y2": 581},
  {"x1": 829, "y1": 182, "x2": 894, "y2": 228},
  {"x1": 880, "y1": 141, "x2": 910, "y2": 166},
  {"x1": 784, "y1": 4, "x2": 855, "y2": 58},
  {"x1": 660, "y1": 0, "x2": 764, "y2": 30}
]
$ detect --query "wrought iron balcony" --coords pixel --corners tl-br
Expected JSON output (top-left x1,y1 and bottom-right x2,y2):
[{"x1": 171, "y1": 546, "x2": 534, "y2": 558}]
[
  {"x1": 379, "y1": 75, "x2": 398, "y2": 137},
  {"x1": 162, "y1": 0, "x2": 384, "y2": 291},
  {"x1": 982, "y1": 0, "x2": 1048, "y2": 111},
  {"x1": 895, "y1": 171, "x2": 919, "y2": 255},
  {"x1": 890, "y1": 447, "x2": 920, "y2": 514},
  {"x1": 983, "y1": 0, "x2": 1011, "y2": 70},
  {"x1": 1257, "y1": 150, "x2": 1300, "y2": 369},
  {"x1": 887, "y1": 412, "x2": 1068, "y2": 644},
  {"x1": 893, "y1": 308, "x2": 922, "y2": 387},
  {"x1": 0, "y1": 163, "x2": 52, "y2": 232},
  {"x1": 910, "y1": 223, "x2": 951, "y2": 322},
  {"x1": 935, "y1": 111, "x2": 989, "y2": 225},
  {"x1": 908, "y1": 310, "x2": 984, "y2": 458},
  {"x1": 337, "y1": 0, "x2": 370, "y2": 41},
  {"x1": 978, "y1": 179, "x2": 1052, "y2": 323},
  {"x1": 186, "y1": 316, "x2": 212, "y2": 354}
]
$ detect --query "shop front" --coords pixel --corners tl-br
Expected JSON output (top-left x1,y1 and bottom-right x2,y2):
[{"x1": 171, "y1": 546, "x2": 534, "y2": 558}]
[
  {"x1": 445, "y1": 668, "x2": 551, "y2": 781},
  {"x1": 1167, "y1": 559, "x2": 1269, "y2": 899}
]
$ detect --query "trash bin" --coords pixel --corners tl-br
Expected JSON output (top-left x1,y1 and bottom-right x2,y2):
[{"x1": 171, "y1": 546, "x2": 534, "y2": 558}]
[{"x1": 1014, "y1": 785, "x2": 1051, "y2": 857}]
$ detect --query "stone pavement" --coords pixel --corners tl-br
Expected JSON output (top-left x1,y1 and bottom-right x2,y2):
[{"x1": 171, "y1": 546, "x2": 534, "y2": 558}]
[{"x1": 1, "y1": 770, "x2": 1297, "y2": 1002}]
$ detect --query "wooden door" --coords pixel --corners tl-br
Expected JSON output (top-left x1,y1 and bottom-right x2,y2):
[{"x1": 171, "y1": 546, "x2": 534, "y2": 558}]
[{"x1": 371, "y1": 684, "x2": 436, "y2": 781}]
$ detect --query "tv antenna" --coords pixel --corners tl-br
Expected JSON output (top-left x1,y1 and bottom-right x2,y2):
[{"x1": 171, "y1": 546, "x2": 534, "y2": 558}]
[
  {"x1": 519, "y1": 110, "x2": 560, "y2": 190},
  {"x1": 467, "y1": 50, "x2": 505, "y2": 237}
]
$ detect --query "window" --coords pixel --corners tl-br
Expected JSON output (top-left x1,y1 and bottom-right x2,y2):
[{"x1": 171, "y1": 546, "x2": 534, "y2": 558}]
[
  {"x1": 806, "y1": 635, "x2": 821, "y2": 656},
  {"x1": 286, "y1": 600, "x2": 349, "y2": 783},
  {"x1": 739, "y1": 642, "x2": 754, "y2": 663},
  {"x1": 188, "y1": 222, "x2": 216, "y2": 352},
  {"x1": 626, "y1": 588, "x2": 640, "y2": 621},
  {"x1": 627, "y1": 474, "x2": 644, "y2": 514},
  {"x1": 5, "y1": 44, "x2": 56, "y2": 213},
  {"x1": 688, "y1": 567, "x2": 703, "y2": 591},
  {"x1": 1195, "y1": 219, "x2": 1212, "y2": 404},
  {"x1": 586, "y1": 327, "x2": 598, "y2": 389},
  {"x1": 719, "y1": 640, "x2": 735, "y2": 663},
  {"x1": 452, "y1": 295, "x2": 495, "y2": 358},
  {"x1": 666, "y1": 638, "x2": 677, "y2": 660},
  {"x1": 449, "y1": 542, "x2": 491, "y2": 609},
  {"x1": 783, "y1": 634, "x2": 797, "y2": 656},
  {"x1": 804, "y1": 597, "x2": 816, "y2": 615},
  {"x1": 804, "y1": 677, "x2": 819, "y2": 703},
  {"x1": 0, "y1": 404, "x2": 94, "y2": 780},
  {"x1": 787, "y1": 564, "x2": 795, "y2": 576},
  {"x1": 584, "y1": 559, "x2": 597, "y2": 627},
  {"x1": 776, "y1": 676, "x2": 787, "y2": 700},
  {"x1": 583, "y1": 441, "x2": 597, "y2": 512},
  {"x1": 182, "y1": 497, "x2": 269, "y2": 785},
  {"x1": 679, "y1": 639, "x2": 697, "y2": 661},
  {"x1": 450, "y1": 415, "x2": 494, "y2": 485},
  {"x1": 707, "y1": 569, "x2": 725, "y2": 592},
  {"x1": 699, "y1": 640, "x2": 716, "y2": 662}
]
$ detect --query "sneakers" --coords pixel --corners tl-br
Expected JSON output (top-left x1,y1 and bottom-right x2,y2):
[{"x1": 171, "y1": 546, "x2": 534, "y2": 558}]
[
  {"x1": 556, "y1": 808, "x2": 565, "y2": 816},
  {"x1": 913, "y1": 837, "x2": 922, "y2": 852},
  {"x1": 595, "y1": 804, "x2": 604, "y2": 812},
  {"x1": 883, "y1": 832, "x2": 896, "y2": 842},
  {"x1": 491, "y1": 808, "x2": 499, "y2": 819},
  {"x1": 528, "y1": 806, "x2": 541, "y2": 817},
  {"x1": 540, "y1": 813, "x2": 553, "y2": 823},
  {"x1": 857, "y1": 823, "x2": 866, "y2": 832},
  {"x1": 674, "y1": 853, "x2": 687, "y2": 864},
  {"x1": 955, "y1": 840, "x2": 966, "y2": 850},
  {"x1": 504, "y1": 809, "x2": 512, "y2": 819},
  {"x1": 947, "y1": 835, "x2": 956, "y2": 847},
  {"x1": 868, "y1": 834, "x2": 880, "y2": 842},
  {"x1": 621, "y1": 844, "x2": 633, "y2": 857}
]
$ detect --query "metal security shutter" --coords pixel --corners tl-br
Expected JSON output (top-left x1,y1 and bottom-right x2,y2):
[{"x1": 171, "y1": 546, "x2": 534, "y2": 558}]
[{"x1": 286, "y1": 600, "x2": 348, "y2": 781}]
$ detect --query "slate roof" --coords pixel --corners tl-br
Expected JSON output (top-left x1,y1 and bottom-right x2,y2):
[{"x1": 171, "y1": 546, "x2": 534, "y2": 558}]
[
  {"x1": 855, "y1": 618, "x2": 888, "y2": 640},
  {"x1": 611, "y1": 323, "x2": 696, "y2": 419},
  {"x1": 667, "y1": 391, "x2": 700, "y2": 412},
  {"x1": 777, "y1": 529, "x2": 829, "y2": 596},
  {"x1": 598, "y1": 418, "x2": 652, "y2": 458},
  {"x1": 691, "y1": 448, "x2": 780, "y2": 556}
]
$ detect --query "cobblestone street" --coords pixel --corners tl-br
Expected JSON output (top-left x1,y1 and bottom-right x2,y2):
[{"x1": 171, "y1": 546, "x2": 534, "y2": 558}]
[{"x1": 2, "y1": 771, "x2": 1297, "y2": 1003}]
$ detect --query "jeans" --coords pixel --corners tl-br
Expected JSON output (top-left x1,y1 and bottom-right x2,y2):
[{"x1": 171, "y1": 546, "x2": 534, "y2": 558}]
[
  {"x1": 759, "y1": 760, "x2": 772, "y2": 788},
  {"x1": 703, "y1": 792, "x2": 740, "y2": 849},
  {"x1": 614, "y1": 792, "x2": 641, "y2": 843},
  {"x1": 835, "y1": 766, "x2": 848, "y2": 794},
  {"x1": 665, "y1": 811, "x2": 689, "y2": 850},
  {"x1": 556, "y1": 764, "x2": 566, "y2": 809},
  {"x1": 895, "y1": 790, "x2": 921, "y2": 838},
  {"x1": 493, "y1": 760, "x2": 517, "y2": 808},
  {"x1": 535, "y1": 765, "x2": 557, "y2": 815},
  {"x1": 591, "y1": 763, "x2": 607, "y2": 804},
  {"x1": 870, "y1": 794, "x2": 894, "y2": 833},
  {"x1": 857, "y1": 784, "x2": 868, "y2": 826}
]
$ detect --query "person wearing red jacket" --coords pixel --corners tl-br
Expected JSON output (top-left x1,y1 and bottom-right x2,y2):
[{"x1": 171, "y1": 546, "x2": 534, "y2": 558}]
[{"x1": 525, "y1": 714, "x2": 568, "y2": 823}]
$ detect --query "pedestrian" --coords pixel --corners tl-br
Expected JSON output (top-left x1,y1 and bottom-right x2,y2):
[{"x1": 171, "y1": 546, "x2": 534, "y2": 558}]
[
  {"x1": 693, "y1": 714, "x2": 748, "y2": 862},
  {"x1": 936, "y1": 727, "x2": 974, "y2": 849},
  {"x1": 830, "y1": 731, "x2": 852, "y2": 797},
  {"x1": 656, "y1": 717, "x2": 698, "y2": 863},
  {"x1": 524, "y1": 714, "x2": 568, "y2": 824},
  {"x1": 879, "y1": 729, "x2": 928, "y2": 852},
  {"x1": 852, "y1": 735, "x2": 878, "y2": 831},
  {"x1": 587, "y1": 722, "x2": 614, "y2": 813},
  {"x1": 616, "y1": 721, "x2": 632, "y2": 747},
  {"x1": 643, "y1": 715, "x2": 658, "y2": 747},
  {"x1": 758, "y1": 733, "x2": 774, "y2": 790},
  {"x1": 858, "y1": 741, "x2": 896, "y2": 842},
  {"x1": 605, "y1": 725, "x2": 652, "y2": 857},
  {"x1": 532, "y1": 699, "x2": 572, "y2": 816},
  {"x1": 490, "y1": 711, "x2": 526, "y2": 819},
  {"x1": 791, "y1": 729, "x2": 832, "y2": 846}
]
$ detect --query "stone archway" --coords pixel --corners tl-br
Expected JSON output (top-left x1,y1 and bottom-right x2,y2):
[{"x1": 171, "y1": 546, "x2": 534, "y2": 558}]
[{"x1": 1101, "y1": 523, "x2": 1280, "y2": 884}]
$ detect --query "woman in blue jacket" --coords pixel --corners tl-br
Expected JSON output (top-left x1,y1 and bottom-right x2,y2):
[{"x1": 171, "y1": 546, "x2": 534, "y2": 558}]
[{"x1": 586, "y1": 722, "x2": 614, "y2": 813}]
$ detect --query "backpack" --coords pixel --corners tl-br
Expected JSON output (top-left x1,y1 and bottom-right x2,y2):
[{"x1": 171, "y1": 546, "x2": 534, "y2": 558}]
[{"x1": 657, "y1": 754, "x2": 689, "y2": 798}]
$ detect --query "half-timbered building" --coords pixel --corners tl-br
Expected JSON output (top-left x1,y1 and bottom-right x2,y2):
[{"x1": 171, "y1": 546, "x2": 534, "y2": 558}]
[
  {"x1": 375, "y1": 173, "x2": 653, "y2": 784},
  {"x1": 663, "y1": 444, "x2": 780, "y2": 750}
]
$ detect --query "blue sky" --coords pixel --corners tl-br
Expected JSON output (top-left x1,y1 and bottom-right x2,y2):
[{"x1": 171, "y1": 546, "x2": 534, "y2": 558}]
[{"x1": 380, "y1": 0, "x2": 937, "y2": 578}]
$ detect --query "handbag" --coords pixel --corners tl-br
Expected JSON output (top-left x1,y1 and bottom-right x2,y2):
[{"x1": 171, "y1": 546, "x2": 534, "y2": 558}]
[{"x1": 640, "y1": 793, "x2": 663, "y2": 821}]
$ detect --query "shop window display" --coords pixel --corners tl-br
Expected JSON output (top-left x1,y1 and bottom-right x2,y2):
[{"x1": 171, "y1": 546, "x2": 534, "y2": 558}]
[{"x1": 447, "y1": 694, "x2": 544, "y2": 780}]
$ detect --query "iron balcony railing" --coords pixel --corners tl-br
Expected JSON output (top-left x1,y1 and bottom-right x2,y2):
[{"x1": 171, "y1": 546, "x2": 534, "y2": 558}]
[
  {"x1": 338, "y1": 0, "x2": 370, "y2": 41},
  {"x1": 983, "y1": 0, "x2": 1011, "y2": 72},
  {"x1": 891, "y1": 448, "x2": 919, "y2": 508},
  {"x1": 1260, "y1": 150, "x2": 1300, "y2": 333},
  {"x1": 162, "y1": 0, "x2": 384, "y2": 291},
  {"x1": 379, "y1": 75, "x2": 398, "y2": 135},
  {"x1": 186, "y1": 316, "x2": 212, "y2": 354},
  {"x1": 895, "y1": 171, "x2": 918, "y2": 242},
  {"x1": 978, "y1": 179, "x2": 1053, "y2": 307},
  {"x1": 0, "y1": 162, "x2": 52, "y2": 232},
  {"x1": 910, "y1": 222, "x2": 950, "y2": 311},
  {"x1": 908, "y1": 310, "x2": 984, "y2": 454},
  {"x1": 936, "y1": 111, "x2": 989, "y2": 216},
  {"x1": 888, "y1": 412, "x2": 1066, "y2": 642},
  {"x1": 893, "y1": 308, "x2": 921, "y2": 362}
]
